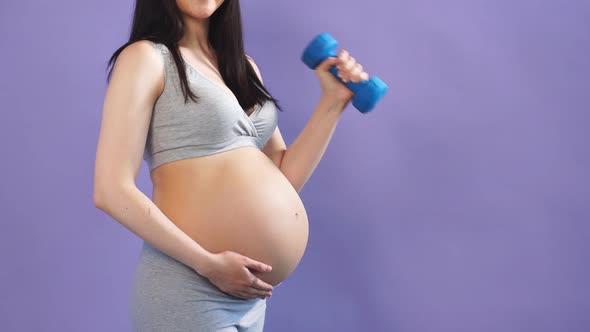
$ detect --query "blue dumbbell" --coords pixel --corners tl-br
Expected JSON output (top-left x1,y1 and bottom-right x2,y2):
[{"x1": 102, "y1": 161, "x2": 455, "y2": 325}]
[{"x1": 301, "y1": 32, "x2": 388, "y2": 113}]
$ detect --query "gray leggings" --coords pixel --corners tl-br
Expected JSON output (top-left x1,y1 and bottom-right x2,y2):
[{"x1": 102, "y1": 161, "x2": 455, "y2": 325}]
[{"x1": 129, "y1": 241, "x2": 267, "y2": 331}]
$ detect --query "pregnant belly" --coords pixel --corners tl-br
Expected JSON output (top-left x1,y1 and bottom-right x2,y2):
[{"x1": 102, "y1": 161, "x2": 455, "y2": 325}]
[{"x1": 150, "y1": 147, "x2": 309, "y2": 287}]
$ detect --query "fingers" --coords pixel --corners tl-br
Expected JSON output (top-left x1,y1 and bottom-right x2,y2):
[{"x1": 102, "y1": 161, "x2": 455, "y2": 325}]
[
  {"x1": 232, "y1": 286, "x2": 272, "y2": 300},
  {"x1": 233, "y1": 290, "x2": 257, "y2": 300},
  {"x1": 244, "y1": 286, "x2": 272, "y2": 299},
  {"x1": 316, "y1": 56, "x2": 339, "y2": 72},
  {"x1": 250, "y1": 275, "x2": 274, "y2": 291},
  {"x1": 350, "y1": 64, "x2": 364, "y2": 80},
  {"x1": 241, "y1": 256, "x2": 274, "y2": 294},
  {"x1": 336, "y1": 49, "x2": 369, "y2": 83},
  {"x1": 243, "y1": 256, "x2": 272, "y2": 273},
  {"x1": 337, "y1": 50, "x2": 355, "y2": 71}
]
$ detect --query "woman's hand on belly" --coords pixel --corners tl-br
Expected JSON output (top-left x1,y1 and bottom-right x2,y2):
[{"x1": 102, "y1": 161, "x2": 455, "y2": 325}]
[{"x1": 199, "y1": 250, "x2": 275, "y2": 300}]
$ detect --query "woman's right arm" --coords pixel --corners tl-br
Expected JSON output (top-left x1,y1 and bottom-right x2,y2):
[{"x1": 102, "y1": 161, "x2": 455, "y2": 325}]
[{"x1": 92, "y1": 40, "x2": 213, "y2": 276}]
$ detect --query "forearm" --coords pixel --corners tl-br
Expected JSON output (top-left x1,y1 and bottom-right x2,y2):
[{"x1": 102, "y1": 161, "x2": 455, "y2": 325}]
[
  {"x1": 94, "y1": 184, "x2": 213, "y2": 276},
  {"x1": 280, "y1": 96, "x2": 347, "y2": 192}
]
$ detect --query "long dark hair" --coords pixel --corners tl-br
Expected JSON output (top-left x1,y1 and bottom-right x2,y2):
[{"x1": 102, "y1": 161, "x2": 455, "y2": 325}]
[{"x1": 105, "y1": 0, "x2": 283, "y2": 114}]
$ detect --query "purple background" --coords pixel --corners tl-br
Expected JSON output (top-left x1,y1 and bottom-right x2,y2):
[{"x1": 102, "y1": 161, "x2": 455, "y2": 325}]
[{"x1": 1, "y1": 0, "x2": 589, "y2": 331}]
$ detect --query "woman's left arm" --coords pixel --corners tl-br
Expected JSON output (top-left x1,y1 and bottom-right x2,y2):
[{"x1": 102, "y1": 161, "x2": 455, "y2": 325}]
[
  {"x1": 248, "y1": 50, "x2": 368, "y2": 193},
  {"x1": 278, "y1": 96, "x2": 348, "y2": 193}
]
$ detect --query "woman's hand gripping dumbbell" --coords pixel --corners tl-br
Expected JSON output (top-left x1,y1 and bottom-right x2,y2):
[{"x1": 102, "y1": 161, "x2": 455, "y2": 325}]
[{"x1": 302, "y1": 32, "x2": 388, "y2": 113}]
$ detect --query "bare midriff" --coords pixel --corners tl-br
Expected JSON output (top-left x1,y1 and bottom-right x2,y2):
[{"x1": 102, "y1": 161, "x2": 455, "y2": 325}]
[{"x1": 149, "y1": 146, "x2": 309, "y2": 286}]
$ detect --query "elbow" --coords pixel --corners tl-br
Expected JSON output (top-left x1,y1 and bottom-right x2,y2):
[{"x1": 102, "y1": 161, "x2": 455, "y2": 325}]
[
  {"x1": 93, "y1": 188, "x2": 107, "y2": 210},
  {"x1": 93, "y1": 167, "x2": 136, "y2": 210},
  {"x1": 94, "y1": 171, "x2": 108, "y2": 209},
  {"x1": 278, "y1": 157, "x2": 304, "y2": 193},
  {"x1": 282, "y1": 171, "x2": 305, "y2": 194},
  {"x1": 93, "y1": 180, "x2": 136, "y2": 211},
  {"x1": 93, "y1": 182, "x2": 116, "y2": 210},
  {"x1": 293, "y1": 183, "x2": 304, "y2": 194}
]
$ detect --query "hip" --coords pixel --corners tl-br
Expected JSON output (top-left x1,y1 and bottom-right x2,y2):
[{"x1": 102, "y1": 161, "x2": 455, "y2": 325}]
[{"x1": 129, "y1": 241, "x2": 269, "y2": 331}]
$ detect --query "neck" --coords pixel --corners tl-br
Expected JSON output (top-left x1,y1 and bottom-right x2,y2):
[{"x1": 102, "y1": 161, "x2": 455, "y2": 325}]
[{"x1": 178, "y1": 14, "x2": 213, "y2": 57}]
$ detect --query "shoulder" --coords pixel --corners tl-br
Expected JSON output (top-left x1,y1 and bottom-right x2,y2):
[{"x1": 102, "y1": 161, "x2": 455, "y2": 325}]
[
  {"x1": 115, "y1": 40, "x2": 165, "y2": 72},
  {"x1": 124, "y1": 40, "x2": 165, "y2": 63},
  {"x1": 111, "y1": 40, "x2": 165, "y2": 96},
  {"x1": 245, "y1": 53, "x2": 263, "y2": 84}
]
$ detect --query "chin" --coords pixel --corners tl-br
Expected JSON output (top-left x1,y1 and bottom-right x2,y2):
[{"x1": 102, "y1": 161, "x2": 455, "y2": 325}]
[{"x1": 177, "y1": 0, "x2": 224, "y2": 19}]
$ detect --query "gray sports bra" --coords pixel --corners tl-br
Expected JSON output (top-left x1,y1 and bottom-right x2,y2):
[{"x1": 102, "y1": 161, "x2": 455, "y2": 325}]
[{"x1": 143, "y1": 41, "x2": 278, "y2": 171}]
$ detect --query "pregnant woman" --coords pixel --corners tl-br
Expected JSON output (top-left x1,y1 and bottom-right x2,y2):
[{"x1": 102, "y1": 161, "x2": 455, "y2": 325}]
[{"x1": 93, "y1": 0, "x2": 369, "y2": 331}]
